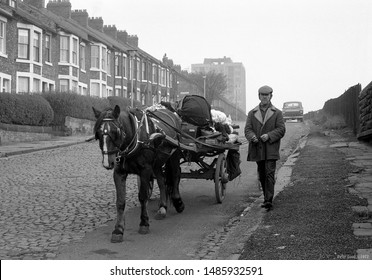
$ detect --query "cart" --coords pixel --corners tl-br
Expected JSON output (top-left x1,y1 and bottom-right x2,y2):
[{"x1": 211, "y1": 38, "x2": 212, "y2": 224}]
[{"x1": 160, "y1": 125, "x2": 241, "y2": 203}]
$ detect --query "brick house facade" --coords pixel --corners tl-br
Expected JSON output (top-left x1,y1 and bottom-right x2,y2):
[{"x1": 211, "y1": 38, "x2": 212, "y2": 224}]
[{"x1": 0, "y1": 0, "x2": 177, "y2": 106}]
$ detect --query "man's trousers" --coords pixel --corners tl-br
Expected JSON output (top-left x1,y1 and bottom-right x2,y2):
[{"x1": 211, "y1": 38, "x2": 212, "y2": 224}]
[{"x1": 257, "y1": 160, "x2": 277, "y2": 204}]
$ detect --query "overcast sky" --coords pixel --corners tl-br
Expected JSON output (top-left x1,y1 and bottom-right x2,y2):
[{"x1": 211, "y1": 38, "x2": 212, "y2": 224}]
[{"x1": 72, "y1": 0, "x2": 372, "y2": 113}]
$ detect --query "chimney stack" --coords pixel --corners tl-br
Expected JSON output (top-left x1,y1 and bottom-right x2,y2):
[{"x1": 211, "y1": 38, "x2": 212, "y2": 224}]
[
  {"x1": 127, "y1": 35, "x2": 138, "y2": 48},
  {"x1": 117, "y1": 30, "x2": 128, "y2": 44},
  {"x1": 71, "y1": 9, "x2": 89, "y2": 27},
  {"x1": 103, "y1": 25, "x2": 117, "y2": 40},
  {"x1": 23, "y1": 0, "x2": 45, "y2": 9},
  {"x1": 46, "y1": 0, "x2": 72, "y2": 19},
  {"x1": 89, "y1": 17, "x2": 104, "y2": 32}
]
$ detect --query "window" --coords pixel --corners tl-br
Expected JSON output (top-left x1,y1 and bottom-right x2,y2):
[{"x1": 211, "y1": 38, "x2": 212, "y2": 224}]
[
  {"x1": 102, "y1": 84, "x2": 107, "y2": 98},
  {"x1": 107, "y1": 51, "x2": 111, "y2": 75},
  {"x1": 45, "y1": 34, "x2": 51, "y2": 63},
  {"x1": 142, "y1": 61, "x2": 146, "y2": 81},
  {"x1": 123, "y1": 56, "x2": 127, "y2": 78},
  {"x1": 33, "y1": 31, "x2": 41, "y2": 62},
  {"x1": 59, "y1": 79, "x2": 69, "y2": 91},
  {"x1": 1, "y1": 78, "x2": 10, "y2": 92},
  {"x1": 0, "y1": 19, "x2": 6, "y2": 56},
  {"x1": 18, "y1": 77, "x2": 29, "y2": 93},
  {"x1": 60, "y1": 36, "x2": 69, "y2": 62},
  {"x1": 91, "y1": 45, "x2": 99, "y2": 68},
  {"x1": 9, "y1": 0, "x2": 16, "y2": 8},
  {"x1": 136, "y1": 59, "x2": 140, "y2": 80},
  {"x1": 72, "y1": 38, "x2": 78, "y2": 65},
  {"x1": 101, "y1": 47, "x2": 106, "y2": 71},
  {"x1": 72, "y1": 80, "x2": 78, "y2": 93},
  {"x1": 33, "y1": 78, "x2": 40, "y2": 92},
  {"x1": 80, "y1": 44, "x2": 85, "y2": 70},
  {"x1": 18, "y1": 29, "x2": 29, "y2": 59},
  {"x1": 152, "y1": 65, "x2": 157, "y2": 83},
  {"x1": 115, "y1": 55, "x2": 120, "y2": 76},
  {"x1": 90, "y1": 83, "x2": 100, "y2": 97}
]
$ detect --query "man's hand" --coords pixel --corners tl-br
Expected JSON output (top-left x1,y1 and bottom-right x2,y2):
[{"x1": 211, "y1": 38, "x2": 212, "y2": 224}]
[
  {"x1": 251, "y1": 135, "x2": 259, "y2": 143},
  {"x1": 260, "y1": 134, "x2": 269, "y2": 142}
]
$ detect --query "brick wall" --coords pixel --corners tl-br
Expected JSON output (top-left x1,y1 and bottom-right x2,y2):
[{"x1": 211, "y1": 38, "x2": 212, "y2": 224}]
[{"x1": 357, "y1": 81, "x2": 372, "y2": 141}]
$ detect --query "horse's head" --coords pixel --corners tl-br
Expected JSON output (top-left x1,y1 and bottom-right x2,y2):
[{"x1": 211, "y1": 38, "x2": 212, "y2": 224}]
[{"x1": 93, "y1": 105, "x2": 127, "y2": 170}]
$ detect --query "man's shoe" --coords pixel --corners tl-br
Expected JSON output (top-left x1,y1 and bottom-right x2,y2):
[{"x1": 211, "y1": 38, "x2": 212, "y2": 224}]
[{"x1": 265, "y1": 202, "x2": 273, "y2": 211}]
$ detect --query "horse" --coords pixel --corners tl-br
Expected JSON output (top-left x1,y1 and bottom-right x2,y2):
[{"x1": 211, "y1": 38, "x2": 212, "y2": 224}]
[{"x1": 92, "y1": 105, "x2": 185, "y2": 242}]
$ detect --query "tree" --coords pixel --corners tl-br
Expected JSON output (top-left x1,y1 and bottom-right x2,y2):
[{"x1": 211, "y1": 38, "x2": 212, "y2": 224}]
[{"x1": 189, "y1": 71, "x2": 227, "y2": 103}]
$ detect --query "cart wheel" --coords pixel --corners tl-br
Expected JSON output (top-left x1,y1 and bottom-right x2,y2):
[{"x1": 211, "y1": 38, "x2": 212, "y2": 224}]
[
  {"x1": 137, "y1": 176, "x2": 154, "y2": 199},
  {"x1": 215, "y1": 153, "x2": 228, "y2": 203}
]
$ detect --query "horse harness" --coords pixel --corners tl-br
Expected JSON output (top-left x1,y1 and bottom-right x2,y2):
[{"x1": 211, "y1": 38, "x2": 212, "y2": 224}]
[
  {"x1": 100, "y1": 118, "x2": 126, "y2": 156},
  {"x1": 99, "y1": 109, "x2": 179, "y2": 168}
]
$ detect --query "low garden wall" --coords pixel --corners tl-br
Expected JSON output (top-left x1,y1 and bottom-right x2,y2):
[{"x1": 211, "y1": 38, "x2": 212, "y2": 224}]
[{"x1": 0, "y1": 116, "x2": 95, "y2": 145}]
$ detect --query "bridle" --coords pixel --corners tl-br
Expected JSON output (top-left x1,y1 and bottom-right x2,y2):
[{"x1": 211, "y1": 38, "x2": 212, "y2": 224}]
[
  {"x1": 97, "y1": 112, "x2": 147, "y2": 162},
  {"x1": 99, "y1": 118, "x2": 126, "y2": 156}
]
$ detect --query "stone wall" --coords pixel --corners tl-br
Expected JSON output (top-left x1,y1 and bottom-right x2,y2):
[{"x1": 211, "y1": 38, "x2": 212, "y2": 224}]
[
  {"x1": 358, "y1": 81, "x2": 372, "y2": 141},
  {"x1": 64, "y1": 116, "x2": 95, "y2": 136},
  {"x1": 0, "y1": 123, "x2": 53, "y2": 145}
]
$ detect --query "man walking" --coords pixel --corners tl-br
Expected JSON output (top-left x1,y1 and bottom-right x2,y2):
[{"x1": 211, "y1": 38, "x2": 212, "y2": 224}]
[{"x1": 244, "y1": 85, "x2": 286, "y2": 211}]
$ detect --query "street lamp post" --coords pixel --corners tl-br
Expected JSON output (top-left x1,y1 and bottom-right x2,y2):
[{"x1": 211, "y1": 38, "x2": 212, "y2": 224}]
[
  {"x1": 235, "y1": 85, "x2": 239, "y2": 121},
  {"x1": 203, "y1": 75, "x2": 206, "y2": 99},
  {"x1": 128, "y1": 49, "x2": 137, "y2": 107}
]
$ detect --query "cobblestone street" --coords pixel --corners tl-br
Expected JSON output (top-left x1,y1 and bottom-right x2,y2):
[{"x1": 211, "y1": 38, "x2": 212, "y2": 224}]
[{"x1": 0, "y1": 142, "x2": 147, "y2": 260}]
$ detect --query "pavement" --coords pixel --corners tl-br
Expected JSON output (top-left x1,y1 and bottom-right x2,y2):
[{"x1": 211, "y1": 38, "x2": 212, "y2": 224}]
[
  {"x1": 237, "y1": 124, "x2": 372, "y2": 260},
  {"x1": 1, "y1": 124, "x2": 372, "y2": 260},
  {"x1": 0, "y1": 135, "x2": 93, "y2": 158}
]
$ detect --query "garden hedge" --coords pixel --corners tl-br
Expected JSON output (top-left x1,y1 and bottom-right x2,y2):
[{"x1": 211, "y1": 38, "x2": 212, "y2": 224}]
[{"x1": 0, "y1": 92, "x2": 54, "y2": 126}]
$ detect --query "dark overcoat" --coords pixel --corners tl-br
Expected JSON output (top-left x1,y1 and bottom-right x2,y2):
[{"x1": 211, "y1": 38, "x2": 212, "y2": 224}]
[{"x1": 244, "y1": 104, "x2": 286, "y2": 161}]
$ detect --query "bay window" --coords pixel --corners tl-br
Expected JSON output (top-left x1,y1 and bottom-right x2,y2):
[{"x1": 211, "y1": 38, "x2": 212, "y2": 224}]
[
  {"x1": 80, "y1": 44, "x2": 85, "y2": 70},
  {"x1": 18, "y1": 77, "x2": 29, "y2": 93},
  {"x1": 60, "y1": 36, "x2": 69, "y2": 62},
  {"x1": 18, "y1": 29, "x2": 29, "y2": 59},
  {"x1": 45, "y1": 34, "x2": 51, "y2": 63},
  {"x1": 72, "y1": 38, "x2": 78, "y2": 65},
  {"x1": 33, "y1": 31, "x2": 41, "y2": 63},
  {"x1": 91, "y1": 45, "x2": 99, "y2": 68},
  {"x1": 0, "y1": 18, "x2": 6, "y2": 56},
  {"x1": 59, "y1": 79, "x2": 69, "y2": 91}
]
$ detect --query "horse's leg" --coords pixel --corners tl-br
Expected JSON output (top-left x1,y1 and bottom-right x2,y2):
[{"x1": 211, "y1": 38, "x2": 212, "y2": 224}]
[
  {"x1": 153, "y1": 162, "x2": 168, "y2": 220},
  {"x1": 167, "y1": 151, "x2": 185, "y2": 213},
  {"x1": 137, "y1": 166, "x2": 152, "y2": 234},
  {"x1": 111, "y1": 169, "x2": 127, "y2": 243}
]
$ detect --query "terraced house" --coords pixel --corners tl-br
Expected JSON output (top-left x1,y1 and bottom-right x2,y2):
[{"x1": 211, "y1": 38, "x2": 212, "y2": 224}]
[{"x1": 0, "y1": 0, "x2": 178, "y2": 106}]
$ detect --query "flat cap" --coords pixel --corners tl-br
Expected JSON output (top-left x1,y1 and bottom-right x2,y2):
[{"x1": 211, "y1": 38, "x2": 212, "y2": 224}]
[{"x1": 258, "y1": 85, "x2": 273, "y2": 94}]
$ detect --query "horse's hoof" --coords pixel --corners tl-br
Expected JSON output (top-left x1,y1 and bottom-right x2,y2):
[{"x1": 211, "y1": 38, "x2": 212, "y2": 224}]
[
  {"x1": 138, "y1": 226, "x2": 150, "y2": 234},
  {"x1": 176, "y1": 203, "x2": 185, "y2": 213},
  {"x1": 111, "y1": 229, "x2": 124, "y2": 243},
  {"x1": 111, "y1": 233, "x2": 124, "y2": 243},
  {"x1": 154, "y1": 207, "x2": 167, "y2": 220},
  {"x1": 173, "y1": 198, "x2": 185, "y2": 213}
]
